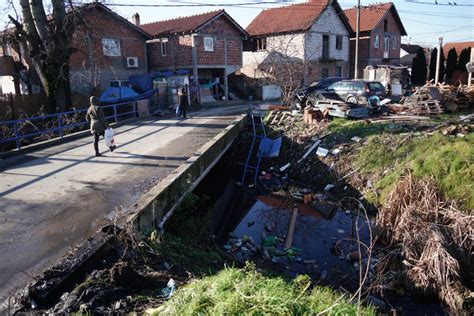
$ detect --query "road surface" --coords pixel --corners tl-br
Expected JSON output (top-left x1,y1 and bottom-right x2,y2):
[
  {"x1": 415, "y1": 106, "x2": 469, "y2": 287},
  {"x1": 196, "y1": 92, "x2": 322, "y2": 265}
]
[{"x1": 0, "y1": 105, "x2": 246, "y2": 308}]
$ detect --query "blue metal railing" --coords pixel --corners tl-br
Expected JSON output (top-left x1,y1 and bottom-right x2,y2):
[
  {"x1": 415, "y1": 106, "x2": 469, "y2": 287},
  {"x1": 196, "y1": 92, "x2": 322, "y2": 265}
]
[{"x1": 0, "y1": 100, "x2": 140, "y2": 151}]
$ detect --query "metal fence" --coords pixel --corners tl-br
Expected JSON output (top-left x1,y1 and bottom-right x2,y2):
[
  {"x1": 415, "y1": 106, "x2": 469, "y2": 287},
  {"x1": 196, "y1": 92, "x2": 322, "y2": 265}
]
[{"x1": 0, "y1": 100, "x2": 149, "y2": 152}]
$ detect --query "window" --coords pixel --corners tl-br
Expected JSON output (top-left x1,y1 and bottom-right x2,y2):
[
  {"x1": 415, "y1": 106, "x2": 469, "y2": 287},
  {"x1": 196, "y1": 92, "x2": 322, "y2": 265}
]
[
  {"x1": 336, "y1": 36, "x2": 343, "y2": 50},
  {"x1": 204, "y1": 36, "x2": 214, "y2": 52},
  {"x1": 336, "y1": 66, "x2": 342, "y2": 77},
  {"x1": 374, "y1": 35, "x2": 380, "y2": 48},
  {"x1": 257, "y1": 38, "x2": 267, "y2": 51},
  {"x1": 321, "y1": 68, "x2": 329, "y2": 79},
  {"x1": 161, "y1": 38, "x2": 168, "y2": 56},
  {"x1": 322, "y1": 35, "x2": 329, "y2": 59},
  {"x1": 384, "y1": 19, "x2": 388, "y2": 32},
  {"x1": 2, "y1": 43, "x2": 12, "y2": 56},
  {"x1": 384, "y1": 36, "x2": 390, "y2": 53},
  {"x1": 110, "y1": 80, "x2": 129, "y2": 87},
  {"x1": 392, "y1": 37, "x2": 397, "y2": 50},
  {"x1": 102, "y1": 38, "x2": 121, "y2": 56}
]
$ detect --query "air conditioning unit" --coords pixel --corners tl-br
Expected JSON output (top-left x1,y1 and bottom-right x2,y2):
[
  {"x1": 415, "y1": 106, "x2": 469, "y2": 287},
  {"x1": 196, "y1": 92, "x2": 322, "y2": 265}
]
[
  {"x1": 383, "y1": 51, "x2": 389, "y2": 59},
  {"x1": 127, "y1": 57, "x2": 138, "y2": 68}
]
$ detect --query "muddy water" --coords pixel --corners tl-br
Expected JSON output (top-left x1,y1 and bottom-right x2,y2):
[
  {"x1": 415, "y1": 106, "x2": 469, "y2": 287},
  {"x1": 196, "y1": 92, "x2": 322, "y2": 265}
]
[
  {"x1": 232, "y1": 199, "x2": 370, "y2": 282},
  {"x1": 226, "y1": 197, "x2": 447, "y2": 315}
]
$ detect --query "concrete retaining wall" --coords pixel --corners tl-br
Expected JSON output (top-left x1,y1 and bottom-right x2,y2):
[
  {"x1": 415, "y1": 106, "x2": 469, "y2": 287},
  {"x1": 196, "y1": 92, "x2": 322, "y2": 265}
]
[{"x1": 126, "y1": 114, "x2": 247, "y2": 233}]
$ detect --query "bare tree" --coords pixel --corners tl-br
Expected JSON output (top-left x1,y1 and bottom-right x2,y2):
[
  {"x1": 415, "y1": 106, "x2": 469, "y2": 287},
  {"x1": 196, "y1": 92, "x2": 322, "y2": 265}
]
[
  {"x1": 8, "y1": 0, "x2": 76, "y2": 112},
  {"x1": 246, "y1": 34, "x2": 321, "y2": 105}
]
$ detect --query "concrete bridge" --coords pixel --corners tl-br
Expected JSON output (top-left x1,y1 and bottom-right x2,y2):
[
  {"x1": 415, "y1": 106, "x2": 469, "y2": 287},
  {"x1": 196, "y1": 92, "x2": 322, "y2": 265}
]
[{"x1": 0, "y1": 105, "x2": 247, "y2": 307}]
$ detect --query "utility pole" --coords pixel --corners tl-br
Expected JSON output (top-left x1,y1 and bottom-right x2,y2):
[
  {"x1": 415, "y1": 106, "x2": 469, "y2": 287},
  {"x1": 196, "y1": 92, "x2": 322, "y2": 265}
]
[
  {"x1": 354, "y1": 0, "x2": 360, "y2": 79},
  {"x1": 435, "y1": 37, "x2": 443, "y2": 84},
  {"x1": 468, "y1": 46, "x2": 474, "y2": 87}
]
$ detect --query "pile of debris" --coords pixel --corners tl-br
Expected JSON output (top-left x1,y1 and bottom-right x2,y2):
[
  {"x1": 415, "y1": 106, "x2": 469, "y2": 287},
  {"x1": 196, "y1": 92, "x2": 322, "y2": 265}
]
[{"x1": 391, "y1": 82, "x2": 474, "y2": 115}]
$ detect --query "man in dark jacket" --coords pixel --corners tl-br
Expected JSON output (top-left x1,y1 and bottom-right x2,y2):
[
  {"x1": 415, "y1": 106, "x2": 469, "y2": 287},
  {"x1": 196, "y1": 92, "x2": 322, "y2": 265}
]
[
  {"x1": 86, "y1": 96, "x2": 115, "y2": 156},
  {"x1": 178, "y1": 85, "x2": 189, "y2": 119}
]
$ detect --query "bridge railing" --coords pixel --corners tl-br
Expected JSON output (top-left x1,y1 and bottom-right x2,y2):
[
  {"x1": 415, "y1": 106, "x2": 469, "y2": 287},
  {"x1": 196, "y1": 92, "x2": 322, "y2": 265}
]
[{"x1": 0, "y1": 100, "x2": 143, "y2": 152}]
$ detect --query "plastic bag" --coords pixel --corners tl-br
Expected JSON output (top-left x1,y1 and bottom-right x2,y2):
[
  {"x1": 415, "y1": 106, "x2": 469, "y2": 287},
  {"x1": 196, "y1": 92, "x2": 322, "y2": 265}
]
[{"x1": 104, "y1": 128, "x2": 115, "y2": 147}]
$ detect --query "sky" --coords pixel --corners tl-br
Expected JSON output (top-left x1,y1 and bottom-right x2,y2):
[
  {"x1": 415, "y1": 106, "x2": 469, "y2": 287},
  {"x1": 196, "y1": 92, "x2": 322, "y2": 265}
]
[{"x1": 1, "y1": 0, "x2": 473, "y2": 47}]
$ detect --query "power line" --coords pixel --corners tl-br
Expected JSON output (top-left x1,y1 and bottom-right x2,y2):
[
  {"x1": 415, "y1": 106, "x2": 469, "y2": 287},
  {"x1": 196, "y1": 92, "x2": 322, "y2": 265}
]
[
  {"x1": 102, "y1": 1, "x2": 474, "y2": 18},
  {"x1": 401, "y1": 0, "x2": 474, "y2": 7}
]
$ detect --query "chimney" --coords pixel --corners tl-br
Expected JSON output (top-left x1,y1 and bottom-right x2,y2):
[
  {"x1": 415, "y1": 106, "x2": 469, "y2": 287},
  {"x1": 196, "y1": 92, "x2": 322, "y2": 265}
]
[{"x1": 132, "y1": 13, "x2": 140, "y2": 26}]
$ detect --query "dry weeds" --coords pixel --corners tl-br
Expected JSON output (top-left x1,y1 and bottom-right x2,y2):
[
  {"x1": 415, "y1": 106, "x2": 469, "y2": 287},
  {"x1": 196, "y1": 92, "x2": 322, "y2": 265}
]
[{"x1": 376, "y1": 174, "x2": 473, "y2": 312}]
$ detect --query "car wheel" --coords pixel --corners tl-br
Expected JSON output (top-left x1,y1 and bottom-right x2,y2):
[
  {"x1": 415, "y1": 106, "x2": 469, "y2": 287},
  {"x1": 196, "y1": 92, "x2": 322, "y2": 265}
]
[{"x1": 346, "y1": 96, "x2": 358, "y2": 104}]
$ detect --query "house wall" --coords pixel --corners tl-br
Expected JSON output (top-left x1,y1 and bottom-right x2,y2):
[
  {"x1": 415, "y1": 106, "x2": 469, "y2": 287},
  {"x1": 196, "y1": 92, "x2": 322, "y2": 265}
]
[
  {"x1": 349, "y1": 8, "x2": 404, "y2": 77},
  {"x1": 242, "y1": 4, "x2": 350, "y2": 83},
  {"x1": 147, "y1": 15, "x2": 244, "y2": 72},
  {"x1": 69, "y1": 7, "x2": 148, "y2": 95},
  {"x1": 305, "y1": 4, "x2": 349, "y2": 62}
]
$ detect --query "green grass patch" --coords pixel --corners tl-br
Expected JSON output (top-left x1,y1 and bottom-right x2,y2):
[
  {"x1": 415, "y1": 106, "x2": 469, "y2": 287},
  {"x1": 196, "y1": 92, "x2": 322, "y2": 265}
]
[
  {"x1": 146, "y1": 263, "x2": 375, "y2": 315},
  {"x1": 355, "y1": 132, "x2": 474, "y2": 209},
  {"x1": 325, "y1": 119, "x2": 407, "y2": 147},
  {"x1": 148, "y1": 194, "x2": 226, "y2": 274}
]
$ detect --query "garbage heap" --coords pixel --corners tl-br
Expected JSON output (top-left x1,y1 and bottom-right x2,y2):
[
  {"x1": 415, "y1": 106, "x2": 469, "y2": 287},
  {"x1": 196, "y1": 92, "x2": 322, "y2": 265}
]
[{"x1": 389, "y1": 82, "x2": 474, "y2": 115}]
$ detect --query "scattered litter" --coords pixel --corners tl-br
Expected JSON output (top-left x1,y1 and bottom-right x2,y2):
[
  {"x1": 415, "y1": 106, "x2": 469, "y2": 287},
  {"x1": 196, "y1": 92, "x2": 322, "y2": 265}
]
[
  {"x1": 351, "y1": 136, "x2": 362, "y2": 143},
  {"x1": 280, "y1": 163, "x2": 291, "y2": 172},
  {"x1": 316, "y1": 147, "x2": 329, "y2": 157},
  {"x1": 324, "y1": 184, "x2": 335, "y2": 191},
  {"x1": 331, "y1": 148, "x2": 341, "y2": 155},
  {"x1": 297, "y1": 139, "x2": 321, "y2": 164},
  {"x1": 160, "y1": 279, "x2": 176, "y2": 299},
  {"x1": 320, "y1": 270, "x2": 328, "y2": 280}
]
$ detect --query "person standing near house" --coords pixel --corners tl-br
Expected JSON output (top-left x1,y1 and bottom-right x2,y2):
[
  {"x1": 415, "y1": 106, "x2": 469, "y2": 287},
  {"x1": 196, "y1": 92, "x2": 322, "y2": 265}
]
[
  {"x1": 86, "y1": 96, "x2": 116, "y2": 156},
  {"x1": 178, "y1": 85, "x2": 189, "y2": 119}
]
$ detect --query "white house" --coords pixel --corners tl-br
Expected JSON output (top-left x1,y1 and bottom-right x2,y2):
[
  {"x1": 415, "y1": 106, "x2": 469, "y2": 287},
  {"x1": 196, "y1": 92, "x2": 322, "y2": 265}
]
[{"x1": 242, "y1": 0, "x2": 352, "y2": 85}]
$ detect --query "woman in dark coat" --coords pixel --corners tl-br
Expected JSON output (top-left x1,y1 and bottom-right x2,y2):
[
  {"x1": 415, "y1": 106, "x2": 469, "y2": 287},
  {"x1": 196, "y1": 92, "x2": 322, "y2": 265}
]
[
  {"x1": 178, "y1": 85, "x2": 189, "y2": 119},
  {"x1": 86, "y1": 96, "x2": 115, "y2": 156}
]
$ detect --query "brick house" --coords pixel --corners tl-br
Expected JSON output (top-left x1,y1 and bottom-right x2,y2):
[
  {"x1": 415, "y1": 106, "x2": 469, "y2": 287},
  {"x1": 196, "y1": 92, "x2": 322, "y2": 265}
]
[
  {"x1": 0, "y1": 2, "x2": 150, "y2": 96},
  {"x1": 69, "y1": 3, "x2": 150, "y2": 95},
  {"x1": 243, "y1": 0, "x2": 352, "y2": 84},
  {"x1": 139, "y1": 10, "x2": 248, "y2": 103},
  {"x1": 344, "y1": 2, "x2": 407, "y2": 77}
]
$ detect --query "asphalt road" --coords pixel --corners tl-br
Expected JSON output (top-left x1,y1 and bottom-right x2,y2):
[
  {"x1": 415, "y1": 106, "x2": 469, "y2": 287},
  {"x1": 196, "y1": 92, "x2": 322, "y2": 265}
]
[{"x1": 0, "y1": 105, "x2": 247, "y2": 309}]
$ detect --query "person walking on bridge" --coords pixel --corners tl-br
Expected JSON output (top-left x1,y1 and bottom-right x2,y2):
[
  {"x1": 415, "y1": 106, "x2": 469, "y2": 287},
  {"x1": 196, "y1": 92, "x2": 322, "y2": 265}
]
[
  {"x1": 178, "y1": 85, "x2": 189, "y2": 119},
  {"x1": 86, "y1": 96, "x2": 116, "y2": 157}
]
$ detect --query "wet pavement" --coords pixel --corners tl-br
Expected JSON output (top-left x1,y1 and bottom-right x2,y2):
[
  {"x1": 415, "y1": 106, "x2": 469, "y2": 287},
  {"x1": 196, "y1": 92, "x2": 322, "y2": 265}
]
[{"x1": 0, "y1": 105, "x2": 247, "y2": 309}]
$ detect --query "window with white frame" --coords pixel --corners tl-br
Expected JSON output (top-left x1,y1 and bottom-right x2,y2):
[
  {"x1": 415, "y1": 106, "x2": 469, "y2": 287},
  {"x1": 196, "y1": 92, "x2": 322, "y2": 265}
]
[
  {"x1": 102, "y1": 38, "x2": 121, "y2": 56},
  {"x1": 392, "y1": 37, "x2": 397, "y2": 50},
  {"x1": 374, "y1": 35, "x2": 380, "y2": 48},
  {"x1": 204, "y1": 36, "x2": 214, "y2": 52},
  {"x1": 161, "y1": 38, "x2": 168, "y2": 56},
  {"x1": 257, "y1": 38, "x2": 267, "y2": 51}
]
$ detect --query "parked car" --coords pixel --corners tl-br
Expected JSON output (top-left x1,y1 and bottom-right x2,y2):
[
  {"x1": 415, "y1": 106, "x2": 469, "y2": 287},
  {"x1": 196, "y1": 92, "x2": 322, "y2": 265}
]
[
  {"x1": 291, "y1": 77, "x2": 347, "y2": 109},
  {"x1": 308, "y1": 80, "x2": 387, "y2": 106}
]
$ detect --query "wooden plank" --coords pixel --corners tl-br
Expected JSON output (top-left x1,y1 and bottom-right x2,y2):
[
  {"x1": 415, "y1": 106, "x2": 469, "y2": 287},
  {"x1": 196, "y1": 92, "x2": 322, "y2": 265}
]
[{"x1": 285, "y1": 206, "x2": 299, "y2": 249}]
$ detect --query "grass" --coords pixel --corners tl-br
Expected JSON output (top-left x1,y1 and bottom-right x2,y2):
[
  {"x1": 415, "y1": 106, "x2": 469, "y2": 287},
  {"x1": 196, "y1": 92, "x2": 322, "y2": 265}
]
[
  {"x1": 148, "y1": 193, "x2": 226, "y2": 274},
  {"x1": 146, "y1": 263, "x2": 375, "y2": 315},
  {"x1": 355, "y1": 132, "x2": 474, "y2": 209}
]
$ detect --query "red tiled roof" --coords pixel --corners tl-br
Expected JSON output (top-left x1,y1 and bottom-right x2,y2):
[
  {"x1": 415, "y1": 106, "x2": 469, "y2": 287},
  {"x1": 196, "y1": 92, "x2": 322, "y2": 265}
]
[
  {"x1": 140, "y1": 10, "x2": 224, "y2": 36},
  {"x1": 344, "y1": 2, "x2": 406, "y2": 35},
  {"x1": 246, "y1": 0, "x2": 332, "y2": 37},
  {"x1": 443, "y1": 41, "x2": 474, "y2": 57}
]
